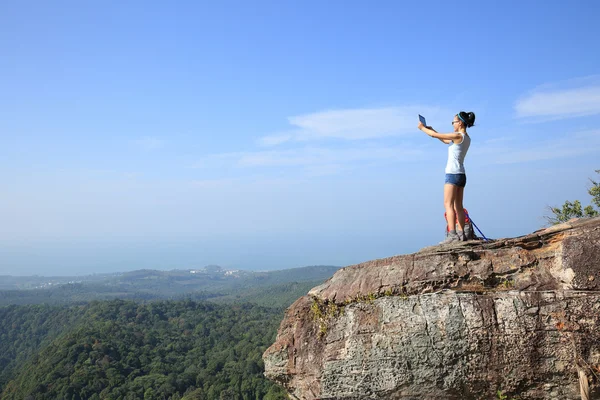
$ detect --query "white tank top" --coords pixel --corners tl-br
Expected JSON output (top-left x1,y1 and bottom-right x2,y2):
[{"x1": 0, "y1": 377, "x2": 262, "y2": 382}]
[{"x1": 445, "y1": 133, "x2": 470, "y2": 174}]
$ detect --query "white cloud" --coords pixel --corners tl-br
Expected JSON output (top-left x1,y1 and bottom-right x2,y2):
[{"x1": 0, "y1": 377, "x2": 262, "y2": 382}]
[
  {"x1": 245, "y1": 146, "x2": 426, "y2": 168},
  {"x1": 289, "y1": 107, "x2": 411, "y2": 139},
  {"x1": 475, "y1": 129, "x2": 600, "y2": 164},
  {"x1": 257, "y1": 106, "x2": 448, "y2": 146},
  {"x1": 192, "y1": 145, "x2": 426, "y2": 172},
  {"x1": 133, "y1": 137, "x2": 164, "y2": 150},
  {"x1": 194, "y1": 104, "x2": 457, "y2": 177},
  {"x1": 189, "y1": 178, "x2": 241, "y2": 189},
  {"x1": 515, "y1": 76, "x2": 600, "y2": 120},
  {"x1": 257, "y1": 133, "x2": 294, "y2": 147}
]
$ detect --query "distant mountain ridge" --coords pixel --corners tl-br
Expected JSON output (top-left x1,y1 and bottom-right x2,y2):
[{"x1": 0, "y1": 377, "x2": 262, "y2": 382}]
[{"x1": 0, "y1": 265, "x2": 341, "y2": 306}]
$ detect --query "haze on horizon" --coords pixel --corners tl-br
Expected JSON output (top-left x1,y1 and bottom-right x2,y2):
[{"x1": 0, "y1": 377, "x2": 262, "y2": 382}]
[{"x1": 2, "y1": 1, "x2": 600, "y2": 276}]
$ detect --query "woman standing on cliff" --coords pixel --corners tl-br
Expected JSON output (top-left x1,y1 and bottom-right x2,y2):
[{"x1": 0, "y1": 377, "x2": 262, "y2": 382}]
[{"x1": 418, "y1": 111, "x2": 476, "y2": 243}]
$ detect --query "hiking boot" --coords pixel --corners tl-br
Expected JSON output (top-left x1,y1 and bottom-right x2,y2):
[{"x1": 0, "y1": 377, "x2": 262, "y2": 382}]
[
  {"x1": 440, "y1": 230, "x2": 460, "y2": 244},
  {"x1": 464, "y1": 224, "x2": 472, "y2": 240},
  {"x1": 455, "y1": 223, "x2": 472, "y2": 241}
]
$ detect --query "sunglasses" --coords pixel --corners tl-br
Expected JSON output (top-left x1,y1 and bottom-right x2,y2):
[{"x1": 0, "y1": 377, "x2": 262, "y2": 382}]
[{"x1": 452, "y1": 121, "x2": 460, "y2": 125}]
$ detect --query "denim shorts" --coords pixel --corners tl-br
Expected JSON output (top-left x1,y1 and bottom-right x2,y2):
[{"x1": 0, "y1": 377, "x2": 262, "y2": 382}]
[{"x1": 445, "y1": 173, "x2": 467, "y2": 187}]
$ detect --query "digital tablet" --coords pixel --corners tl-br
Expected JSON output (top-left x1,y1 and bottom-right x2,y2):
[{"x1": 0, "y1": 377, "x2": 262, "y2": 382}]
[{"x1": 418, "y1": 114, "x2": 426, "y2": 126}]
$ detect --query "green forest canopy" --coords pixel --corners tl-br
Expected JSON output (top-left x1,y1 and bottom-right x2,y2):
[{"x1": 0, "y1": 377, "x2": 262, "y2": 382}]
[{"x1": 1, "y1": 300, "x2": 290, "y2": 400}]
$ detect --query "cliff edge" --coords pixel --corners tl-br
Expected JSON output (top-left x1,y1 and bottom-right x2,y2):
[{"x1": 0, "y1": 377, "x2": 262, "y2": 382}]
[{"x1": 263, "y1": 217, "x2": 600, "y2": 399}]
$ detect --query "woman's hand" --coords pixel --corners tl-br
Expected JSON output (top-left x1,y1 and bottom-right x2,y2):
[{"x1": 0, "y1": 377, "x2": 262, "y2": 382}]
[{"x1": 419, "y1": 123, "x2": 434, "y2": 137}]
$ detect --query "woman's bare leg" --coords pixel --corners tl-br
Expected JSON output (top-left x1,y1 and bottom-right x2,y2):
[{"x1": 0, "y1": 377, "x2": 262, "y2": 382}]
[
  {"x1": 444, "y1": 184, "x2": 457, "y2": 232},
  {"x1": 454, "y1": 186, "x2": 465, "y2": 232}
]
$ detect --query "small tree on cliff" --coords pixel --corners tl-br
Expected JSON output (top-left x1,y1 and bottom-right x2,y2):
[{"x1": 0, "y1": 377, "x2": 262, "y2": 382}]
[{"x1": 546, "y1": 170, "x2": 600, "y2": 225}]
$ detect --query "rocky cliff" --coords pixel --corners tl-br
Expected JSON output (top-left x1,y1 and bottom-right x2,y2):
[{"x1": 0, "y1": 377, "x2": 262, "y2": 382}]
[{"x1": 263, "y1": 217, "x2": 600, "y2": 400}]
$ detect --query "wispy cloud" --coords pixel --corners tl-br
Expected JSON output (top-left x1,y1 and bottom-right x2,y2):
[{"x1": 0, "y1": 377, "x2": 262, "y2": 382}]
[
  {"x1": 189, "y1": 178, "x2": 241, "y2": 189},
  {"x1": 515, "y1": 76, "x2": 600, "y2": 121},
  {"x1": 257, "y1": 133, "x2": 294, "y2": 147},
  {"x1": 257, "y1": 106, "x2": 448, "y2": 146},
  {"x1": 133, "y1": 137, "x2": 165, "y2": 150},
  {"x1": 475, "y1": 129, "x2": 600, "y2": 164},
  {"x1": 238, "y1": 146, "x2": 424, "y2": 167},
  {"x1": 191, "y1": 145, "x2": 426, "y2": 176},
  {"x1": 194, "y1": 105, "x2": 454, "y2": 177}
]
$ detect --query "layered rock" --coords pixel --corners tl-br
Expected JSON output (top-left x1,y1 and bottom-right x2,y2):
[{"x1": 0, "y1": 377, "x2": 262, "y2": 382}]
[{"x1": 263, "y1": 217, "x2": 600, "y2": 399}]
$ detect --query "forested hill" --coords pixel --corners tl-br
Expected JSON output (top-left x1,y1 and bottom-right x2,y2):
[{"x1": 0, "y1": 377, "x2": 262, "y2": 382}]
[
  {"x1": 0, "y1": 265, "x2": 341, "y2": 398},
  {"x1": 0, "y1": 300, "x2": 288, "y2": 400}
]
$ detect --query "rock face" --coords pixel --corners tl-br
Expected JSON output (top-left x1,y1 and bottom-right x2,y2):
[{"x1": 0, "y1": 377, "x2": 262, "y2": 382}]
[{"x1": 263, "y1": 217, "x2": 600, "y2": 399}]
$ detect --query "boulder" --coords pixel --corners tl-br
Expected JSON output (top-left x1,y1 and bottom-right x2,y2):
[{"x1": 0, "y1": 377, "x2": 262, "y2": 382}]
[{"x1": 263, "y1": 217, "x2": 600, "y2": 399}]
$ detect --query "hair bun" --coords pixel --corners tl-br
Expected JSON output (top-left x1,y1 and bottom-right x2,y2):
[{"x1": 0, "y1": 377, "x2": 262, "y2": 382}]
[{"x1": 466, "y1": 112, "x2": 476, "y2": 128}]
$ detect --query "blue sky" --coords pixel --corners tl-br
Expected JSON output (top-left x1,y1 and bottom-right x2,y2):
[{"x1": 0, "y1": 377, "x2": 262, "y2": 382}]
[{"x1": 2, "y1": 1, "x2": 600, "y2": 275}]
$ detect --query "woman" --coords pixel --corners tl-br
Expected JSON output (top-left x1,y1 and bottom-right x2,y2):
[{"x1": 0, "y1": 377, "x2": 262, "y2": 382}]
[{"x1": 418, "y1": 111, "x2": 475, "y2": 243}]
